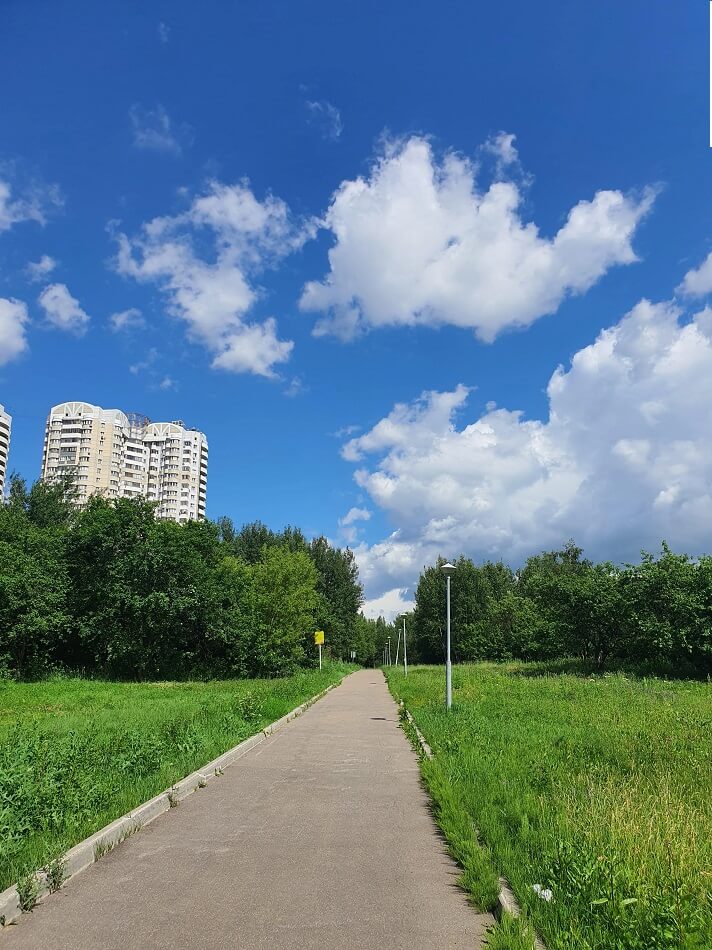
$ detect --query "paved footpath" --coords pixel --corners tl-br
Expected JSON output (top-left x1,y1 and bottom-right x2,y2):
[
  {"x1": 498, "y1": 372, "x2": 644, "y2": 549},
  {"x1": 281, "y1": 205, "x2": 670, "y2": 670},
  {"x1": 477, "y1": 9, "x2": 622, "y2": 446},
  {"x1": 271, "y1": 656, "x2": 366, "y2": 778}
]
[{"x1": 5, "y1": 670, "x2": 492, "y2": 949}]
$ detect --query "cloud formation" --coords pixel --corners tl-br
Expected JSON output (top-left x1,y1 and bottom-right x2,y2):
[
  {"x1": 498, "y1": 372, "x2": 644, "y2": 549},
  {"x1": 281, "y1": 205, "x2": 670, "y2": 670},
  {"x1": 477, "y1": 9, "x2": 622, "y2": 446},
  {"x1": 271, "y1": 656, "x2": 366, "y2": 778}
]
[
  {"x1": 38, "y1": 283, "x2": 90, "y2": 335},
  {"x1": 109, "y1": 307, "x2": 145, "y2": 332},
  {"x1": 25, "y1": 255, "x2": 57, "y2": 282},
  {"x1": 0, "y1": 298, "x2": 29, "y2": 365},
  {"x1": 305, "y1": 99, "x2": 343, "y2": 141},
  {"x1": 677, "y1": 251, "x2": 712, "y2": 297},
  {"x1": 115, "y1": 179, "x2": 309, "y2": 377},
  {"x1": 361, "y1": 586, "x2": 413, "y2": 622},
  {"x1": 338, "y1": 505, "x2": 372, "y2": 544},
  {"x1": 344, "y1": 293, "x2": 712, "y2": 603},
  {"x1": 0, "y1": 178, "x2": 61, "y2": 233},
  {"x1": 129, "y1": 104, "x2": 191, "y2": 154},
  {"x1": 301, "y1": 135, "x2": 655, "y2": 340}
]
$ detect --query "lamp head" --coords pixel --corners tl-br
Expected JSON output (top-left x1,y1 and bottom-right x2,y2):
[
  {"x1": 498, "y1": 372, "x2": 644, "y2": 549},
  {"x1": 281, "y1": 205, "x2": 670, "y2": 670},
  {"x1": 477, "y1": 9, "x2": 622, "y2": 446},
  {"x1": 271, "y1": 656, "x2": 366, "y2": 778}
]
[{"x1": 441, "y1": 562, "x2": 456, "y2": 576}]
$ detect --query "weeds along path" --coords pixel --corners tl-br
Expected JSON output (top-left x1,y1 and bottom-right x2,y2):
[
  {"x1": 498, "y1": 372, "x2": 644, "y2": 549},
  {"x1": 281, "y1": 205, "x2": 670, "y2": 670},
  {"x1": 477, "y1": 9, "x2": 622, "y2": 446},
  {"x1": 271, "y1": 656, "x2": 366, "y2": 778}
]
[
  {"x1": 3, "y1": 670, "x2": 493, "y2": 950},
  {"x1": 386, "y1": 664, "x2": 712, "y2": 950}
]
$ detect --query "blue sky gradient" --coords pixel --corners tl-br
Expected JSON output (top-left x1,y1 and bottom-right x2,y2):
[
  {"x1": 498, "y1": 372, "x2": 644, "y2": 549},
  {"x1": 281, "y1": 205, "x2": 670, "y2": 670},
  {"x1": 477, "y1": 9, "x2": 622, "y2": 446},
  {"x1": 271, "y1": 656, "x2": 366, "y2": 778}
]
[{"x1": 1, "y1": 1, "x2": 710, "y2": 614}]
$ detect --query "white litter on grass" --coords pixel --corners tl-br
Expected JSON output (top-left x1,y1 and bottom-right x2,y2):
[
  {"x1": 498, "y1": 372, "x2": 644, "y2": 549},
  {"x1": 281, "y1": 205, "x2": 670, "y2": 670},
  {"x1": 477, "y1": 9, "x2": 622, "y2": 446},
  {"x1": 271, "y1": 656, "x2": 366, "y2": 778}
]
[{"x1": 532, "y1": 884, "x2": 554, "y2": 902}]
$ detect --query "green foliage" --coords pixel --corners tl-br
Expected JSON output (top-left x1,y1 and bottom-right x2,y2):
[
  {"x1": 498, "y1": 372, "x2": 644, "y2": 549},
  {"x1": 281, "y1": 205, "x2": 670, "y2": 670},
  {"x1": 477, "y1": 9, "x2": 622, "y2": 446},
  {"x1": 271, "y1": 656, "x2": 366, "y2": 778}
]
[
  {"x1": 0, "y1": 668, "x2": 349, "y2": 890},
  {"x1": 387, "y1": 664, "x2": 712, "y2": 950},
  {"x1": 0, "y1": 480, "x2": 364, "y2": 679},
  {"x1": 16, "y1": 872, "x2": 39, "y2": 912},
  {"x1": 251, "y1": 545, "x2": 318, "y2": 674},
  {"x1": 485, "y1": 914, "x2": 537, "y2": 950},
  {"x1": 43, "y1": 856, "x2": 66, "y2": 893},
  {"x1": 407, "y1": 540, "x2": 712, "y2": 675},
  {"x1": 0, "y1": 477, "x2": 71, "y2": 677},
  {"x1": 423, "y1": 757, "x2": 501, "y2": 910}
]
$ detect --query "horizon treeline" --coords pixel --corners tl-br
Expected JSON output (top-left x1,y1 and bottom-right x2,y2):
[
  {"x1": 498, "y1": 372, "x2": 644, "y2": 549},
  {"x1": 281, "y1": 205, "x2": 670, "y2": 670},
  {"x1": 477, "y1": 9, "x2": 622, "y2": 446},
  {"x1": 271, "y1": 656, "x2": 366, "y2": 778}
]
[
  {"x1": 396, "y1": 541, "x2": 712, "y2": 675},
  {"x1": 0, "y1": 475, "x2": 384, "y2": 679}
]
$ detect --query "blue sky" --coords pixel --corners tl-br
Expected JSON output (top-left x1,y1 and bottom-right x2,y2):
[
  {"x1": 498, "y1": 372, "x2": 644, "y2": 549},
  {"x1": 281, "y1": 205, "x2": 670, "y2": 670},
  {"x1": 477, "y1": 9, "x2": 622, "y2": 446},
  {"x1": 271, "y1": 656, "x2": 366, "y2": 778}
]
[{"x1": 1, "y1": 1, "x2": 711, "y2": 615}]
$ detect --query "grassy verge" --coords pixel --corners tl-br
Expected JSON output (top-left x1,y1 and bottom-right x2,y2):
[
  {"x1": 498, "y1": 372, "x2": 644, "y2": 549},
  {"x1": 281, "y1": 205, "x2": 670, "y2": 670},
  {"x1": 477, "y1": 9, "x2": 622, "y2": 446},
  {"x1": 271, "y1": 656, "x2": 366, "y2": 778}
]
[
  {"x1": 0, "y1": 665, "x2": 351, "y2": 891},
  {"x1": 385, "y1": 663, "x2": 712, "y2": 950}
]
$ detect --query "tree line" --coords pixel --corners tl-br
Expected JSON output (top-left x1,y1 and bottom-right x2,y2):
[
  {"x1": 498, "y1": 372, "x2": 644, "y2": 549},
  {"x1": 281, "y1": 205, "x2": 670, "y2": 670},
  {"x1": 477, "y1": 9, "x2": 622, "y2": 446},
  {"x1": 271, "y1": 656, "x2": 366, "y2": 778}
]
[
  {"x1": 399, "y1": 542, "x2": 712, "y2": 674},
  {"x1": 0, "y1": 476, "x2": 384, "y2": 679}
]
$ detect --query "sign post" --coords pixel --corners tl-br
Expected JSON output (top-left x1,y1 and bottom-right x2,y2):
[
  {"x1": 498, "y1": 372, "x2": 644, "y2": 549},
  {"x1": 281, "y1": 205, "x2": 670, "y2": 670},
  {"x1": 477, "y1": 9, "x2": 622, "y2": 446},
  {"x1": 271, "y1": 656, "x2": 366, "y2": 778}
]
[{"x1": 314, "y1": 630, "x2": 325, "y2": 669}]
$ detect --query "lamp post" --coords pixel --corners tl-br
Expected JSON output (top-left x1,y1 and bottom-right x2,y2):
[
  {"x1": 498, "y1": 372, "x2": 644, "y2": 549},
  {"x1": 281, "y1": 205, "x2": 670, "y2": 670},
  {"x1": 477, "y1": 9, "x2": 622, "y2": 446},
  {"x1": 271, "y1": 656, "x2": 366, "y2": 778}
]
[
  {"x1": 403, "y1": 615, "x2": 408, "y2": 677},
  {"x1": 387, "y1": 636, "x2": 391, "y2": 665},
  {"x1": 441, "y1": 563, "x2": 455, "y2": 709}
]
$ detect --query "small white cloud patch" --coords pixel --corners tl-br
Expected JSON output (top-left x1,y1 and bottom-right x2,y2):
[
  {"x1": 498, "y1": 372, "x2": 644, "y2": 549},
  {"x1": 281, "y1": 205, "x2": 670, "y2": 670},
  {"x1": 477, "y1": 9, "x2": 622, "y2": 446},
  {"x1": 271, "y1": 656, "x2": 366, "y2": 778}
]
[
  {"x1": 305, "y1": 100, "x2": 343, "y2": 141},
  {"x1": 109, "y1": 307, "x2": 145, "y2": 332},
  {"x1": 129, "y1": 104, "x2": 190, "y2": 154},
  {"x1": 115, "y1": 179, "x2": 308, "y2": 377},
  {"x1": 38, "y1": 283, "x2": 90, "y2": 335},
  {"x1": 0, "y1": 298, "x2": 30, "y2": 365},
  {"x1": 25, "y1": 255, "x2": 57, "y2": 282},
  {"x1": 677, "y1": 250, "x2": 712, "y2": 298}
]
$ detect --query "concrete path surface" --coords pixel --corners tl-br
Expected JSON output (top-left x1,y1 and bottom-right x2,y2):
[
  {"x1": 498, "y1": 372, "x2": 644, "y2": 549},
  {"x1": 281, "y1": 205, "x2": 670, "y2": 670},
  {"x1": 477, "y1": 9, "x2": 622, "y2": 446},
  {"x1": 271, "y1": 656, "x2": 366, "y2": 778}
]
[{"x1": 4, "y1": 670, "x2": 493, "y2": 949}]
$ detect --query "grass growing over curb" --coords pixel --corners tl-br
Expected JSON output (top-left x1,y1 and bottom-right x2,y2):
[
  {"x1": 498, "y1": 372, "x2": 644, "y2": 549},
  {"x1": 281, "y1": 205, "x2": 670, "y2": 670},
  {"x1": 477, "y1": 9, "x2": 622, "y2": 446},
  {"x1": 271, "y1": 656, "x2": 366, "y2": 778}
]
[
  {"x1": 0, "y1": 666, "x2": 351, "y2": 891},
  {"x1": 485, "y1": 913, "x2": 538, "y2": 950},
  {"x1": 385, "y1": 663, "x2": 712, "y2": 950}
]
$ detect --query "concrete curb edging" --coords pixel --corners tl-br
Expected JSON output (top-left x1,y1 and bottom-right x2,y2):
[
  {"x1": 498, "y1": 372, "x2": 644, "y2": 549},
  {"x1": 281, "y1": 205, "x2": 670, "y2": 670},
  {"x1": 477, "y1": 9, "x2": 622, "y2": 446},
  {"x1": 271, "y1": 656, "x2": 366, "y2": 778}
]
[
  {"x1": 494, "y1": 878, "x2": 547, "y2": 950},
  {"x1": 402, "y1": 706, "x2": 434, "y2": 760},
  {"x1": 0, "y1": 679, "x2": 342, "y2": 929},
  {"x1": 399, "y1": 702, "x2": 546, "y2": 950}
]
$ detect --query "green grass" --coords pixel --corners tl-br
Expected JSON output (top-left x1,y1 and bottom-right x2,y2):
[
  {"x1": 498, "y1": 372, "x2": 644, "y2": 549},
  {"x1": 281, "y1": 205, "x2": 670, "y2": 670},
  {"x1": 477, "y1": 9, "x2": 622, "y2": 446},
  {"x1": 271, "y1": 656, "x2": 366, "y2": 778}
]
[
  {"x1": 386, "y1": 663, "x2": 712, "y2": 950},
  {"x1": 485, "y1": 913, "x2": 538, "y2": 950},
  {"x1": 0, "y1": 665, "x2": 350, "y2": 891}
]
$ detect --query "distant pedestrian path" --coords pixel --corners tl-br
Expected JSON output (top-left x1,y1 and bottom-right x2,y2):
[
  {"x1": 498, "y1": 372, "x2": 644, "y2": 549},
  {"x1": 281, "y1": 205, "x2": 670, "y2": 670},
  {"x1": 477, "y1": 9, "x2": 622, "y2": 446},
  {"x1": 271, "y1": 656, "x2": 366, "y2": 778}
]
[{"x1": 5, "y1": 670, "x2": 491, "y2": 949}]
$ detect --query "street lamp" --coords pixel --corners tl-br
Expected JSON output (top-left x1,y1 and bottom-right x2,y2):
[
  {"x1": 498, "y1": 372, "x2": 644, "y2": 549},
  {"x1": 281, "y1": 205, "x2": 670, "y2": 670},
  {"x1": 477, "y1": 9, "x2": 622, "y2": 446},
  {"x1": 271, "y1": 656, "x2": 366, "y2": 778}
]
[{"x1": 441, "y1": 562, "x2": 455, "y2": 709}]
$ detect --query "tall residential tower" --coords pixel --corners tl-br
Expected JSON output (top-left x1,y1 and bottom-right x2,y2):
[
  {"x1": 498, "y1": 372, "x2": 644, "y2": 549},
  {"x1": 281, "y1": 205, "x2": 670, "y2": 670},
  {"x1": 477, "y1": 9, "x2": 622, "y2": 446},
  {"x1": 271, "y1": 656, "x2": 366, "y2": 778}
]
[
  {"x1": 41, "y1": 402, "x2": 208, "y2": 522},
  {"x1": 0, "y1": 404, "x2": 11, "y2": 498}
]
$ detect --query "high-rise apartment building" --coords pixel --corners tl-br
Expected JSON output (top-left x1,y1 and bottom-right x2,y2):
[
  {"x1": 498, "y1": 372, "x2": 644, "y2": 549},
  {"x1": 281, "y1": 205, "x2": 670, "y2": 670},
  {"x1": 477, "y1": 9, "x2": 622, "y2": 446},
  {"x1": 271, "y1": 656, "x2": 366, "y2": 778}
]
[
  {"x1": 0, "y1": 404, "x2": 11, "y2": 498},
  {"x1": 41, "y1": 402, "x2": 208, "y2": 522}
]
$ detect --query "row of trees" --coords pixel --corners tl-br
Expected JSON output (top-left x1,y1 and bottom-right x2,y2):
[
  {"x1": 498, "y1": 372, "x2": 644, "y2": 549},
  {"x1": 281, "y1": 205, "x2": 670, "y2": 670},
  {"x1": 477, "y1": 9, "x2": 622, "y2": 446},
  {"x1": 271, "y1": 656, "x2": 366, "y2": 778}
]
[
  {"x1": 400, "y1": 542, "x2": 712, "y2": 673},
  {"x1": 0, "y1": 476, "x2": 384, "y2": 679},
  {"x1": 4, "y1": 474, "x2": 709, "y2": 679}
]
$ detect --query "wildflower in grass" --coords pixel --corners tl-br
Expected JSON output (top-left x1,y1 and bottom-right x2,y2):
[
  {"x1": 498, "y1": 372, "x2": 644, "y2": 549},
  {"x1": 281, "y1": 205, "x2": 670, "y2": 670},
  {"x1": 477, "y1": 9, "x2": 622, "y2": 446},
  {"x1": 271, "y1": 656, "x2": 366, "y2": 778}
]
[{"x1": 531, "y1": 884, "x2": 554, "y2": 902}]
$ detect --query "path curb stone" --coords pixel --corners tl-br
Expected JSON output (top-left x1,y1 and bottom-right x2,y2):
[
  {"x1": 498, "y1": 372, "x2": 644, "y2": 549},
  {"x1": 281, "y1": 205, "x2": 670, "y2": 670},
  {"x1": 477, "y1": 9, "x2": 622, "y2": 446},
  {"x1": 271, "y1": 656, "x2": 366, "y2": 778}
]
[{"x1": 0, "y1": 680, "x2": 342, "y2": 929}]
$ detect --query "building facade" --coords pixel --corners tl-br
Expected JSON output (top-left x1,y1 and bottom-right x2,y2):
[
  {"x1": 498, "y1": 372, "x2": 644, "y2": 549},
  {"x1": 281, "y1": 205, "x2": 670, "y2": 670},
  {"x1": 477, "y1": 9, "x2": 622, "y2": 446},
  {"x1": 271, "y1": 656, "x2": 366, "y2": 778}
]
[
  {"x1": 0, "y1": 404, "x2": 11, "y2": 498},
  {"x1": 41, "y1": 402, "x2": 208, "y2": 522}
]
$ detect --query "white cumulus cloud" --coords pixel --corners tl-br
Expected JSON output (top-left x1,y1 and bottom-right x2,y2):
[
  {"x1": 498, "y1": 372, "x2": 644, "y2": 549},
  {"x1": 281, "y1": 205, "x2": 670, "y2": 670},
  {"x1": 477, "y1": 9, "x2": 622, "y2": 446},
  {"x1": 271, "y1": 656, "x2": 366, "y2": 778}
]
[
  {"x1": 114, "y1": 179, "x2": 309, "y2": 377},
  {"x1": 361, "y1": 587, "x2": 414, "y2": 622},
  {"x1": 344, "y1": 293, "x2": 712, "y2": 601},
  {"x1": 38, "y1": 283, "x2": 90, "y2": 335},
  {"x1": 338, "y1": 505, "x2": 372, "y2": 544},
  {"x1": 677, "y1": 250, "x2": 712, "y2": 298},
  {"x1": 25, "y1": 255, "x2": 57, "y2": 282},
  {"x1": 0, "y1": 298, "x2": 29, "y2": 365},
  {"x1": 301, "y1": 135, "x2": 656, "y2": 341},
  {"x1": 340, "y1": 506, "x2": 372, "y2": 526}
]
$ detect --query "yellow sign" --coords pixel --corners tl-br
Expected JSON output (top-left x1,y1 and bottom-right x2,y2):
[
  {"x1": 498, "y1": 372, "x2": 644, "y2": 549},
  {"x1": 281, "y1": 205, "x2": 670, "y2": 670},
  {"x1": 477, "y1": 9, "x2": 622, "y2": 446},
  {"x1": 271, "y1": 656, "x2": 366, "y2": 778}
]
[{"x1": 314, "y1": 631, "x2": 325, "y2": 645}]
